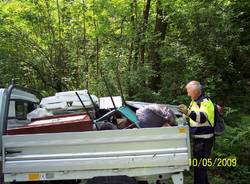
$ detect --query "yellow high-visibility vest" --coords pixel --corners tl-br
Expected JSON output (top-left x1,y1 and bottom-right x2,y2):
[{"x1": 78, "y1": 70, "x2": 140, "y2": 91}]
[{"x1": 189, "y1": 98, "x2": 214, "y2": 139}]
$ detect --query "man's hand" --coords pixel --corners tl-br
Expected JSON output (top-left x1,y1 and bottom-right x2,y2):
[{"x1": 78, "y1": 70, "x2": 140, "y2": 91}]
[{"x1": 178, "y1": 104, "x2": 191, "y2": 116}]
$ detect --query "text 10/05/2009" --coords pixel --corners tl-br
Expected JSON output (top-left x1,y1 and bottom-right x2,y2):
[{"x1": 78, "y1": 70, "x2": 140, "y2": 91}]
[{"x1": 189, "y1": 158, "x2": 237, "y2": 167}]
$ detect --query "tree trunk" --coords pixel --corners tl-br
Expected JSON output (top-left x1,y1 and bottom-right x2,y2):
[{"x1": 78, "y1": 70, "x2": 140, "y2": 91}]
[
  {"x1": 126, "y1": 0, "x2": 138, "y2": 98},
  {"x1": 150, "y1": 0, "x2": 167, "y2": 92},
  {"x1": 140, "y1": 0, "x2": 151, "y2": 65},
  {"x1": 131, "y1": 0, "x2": 139, "y2": 69},
  {"x1": 83, "y1": 13, "x2": 89, "y2": 89}
]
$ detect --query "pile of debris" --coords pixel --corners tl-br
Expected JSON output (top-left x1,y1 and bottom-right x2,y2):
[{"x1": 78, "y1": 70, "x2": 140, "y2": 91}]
[{"x1": 7, "y1": 83, "x2": 182, "y2": 135}]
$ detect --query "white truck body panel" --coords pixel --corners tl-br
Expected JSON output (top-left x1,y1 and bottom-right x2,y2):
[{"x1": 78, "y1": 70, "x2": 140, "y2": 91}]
[{"x1": 2, "y1": 126, "x2": 190, "y2": 182}]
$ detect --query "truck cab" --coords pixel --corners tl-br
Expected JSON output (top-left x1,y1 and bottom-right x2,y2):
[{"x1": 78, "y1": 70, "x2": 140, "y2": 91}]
[{"x1": 0, "y1": 82, "x2": 41, "y2": 183}]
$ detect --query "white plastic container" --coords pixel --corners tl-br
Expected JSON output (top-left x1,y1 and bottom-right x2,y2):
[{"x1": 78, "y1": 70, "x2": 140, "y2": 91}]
[{"x1": 40, "y1": 90, "x2": 98, "y2": 111}]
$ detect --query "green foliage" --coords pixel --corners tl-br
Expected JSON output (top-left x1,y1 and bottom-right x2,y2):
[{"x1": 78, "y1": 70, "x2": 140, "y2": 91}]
[
  {"x1": 124, "y1": 65, "x2": 156, "y2": 102},
  {"x1": 0, "y1": 0, "x2": 249, "y2": 182},
  {"x1": 211, "y1": 114, "x2": 250, "y2": 183}
]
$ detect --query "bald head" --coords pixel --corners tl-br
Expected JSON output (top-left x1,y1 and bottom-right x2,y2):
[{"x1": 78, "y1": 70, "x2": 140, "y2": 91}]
[{"x1": 186, "y1": 81, "x2": 202, "y2": 100}]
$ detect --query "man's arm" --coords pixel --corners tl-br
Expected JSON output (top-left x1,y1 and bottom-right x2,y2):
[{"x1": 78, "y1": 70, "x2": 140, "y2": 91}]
[
  {"x1": 178, "y1": 101, "x2": 209, "y2": 124},
  {"x1": 189, "y1": 111, "x2": 208, "y2": 124}
]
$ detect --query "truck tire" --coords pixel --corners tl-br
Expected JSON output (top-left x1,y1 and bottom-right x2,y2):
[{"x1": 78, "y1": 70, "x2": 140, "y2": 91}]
[{"x1": 86, "y1": 176, "x2": 137, "y2": 184}]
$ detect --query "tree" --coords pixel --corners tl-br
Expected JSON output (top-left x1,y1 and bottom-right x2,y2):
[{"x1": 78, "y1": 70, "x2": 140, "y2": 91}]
[{"x1": 149, "y1": 0, "x2": 167, "y2": 92}]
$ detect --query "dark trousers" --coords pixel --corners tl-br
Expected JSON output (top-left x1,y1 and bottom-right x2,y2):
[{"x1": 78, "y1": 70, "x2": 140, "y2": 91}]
[{"x1": 193, "y1": 139, "x2": 213, "y2": 184}]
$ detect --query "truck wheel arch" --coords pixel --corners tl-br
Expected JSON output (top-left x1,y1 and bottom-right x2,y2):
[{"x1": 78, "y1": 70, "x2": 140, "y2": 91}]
[{"x1": 86, "y1": 176, "x2": 137, "y2": 184}]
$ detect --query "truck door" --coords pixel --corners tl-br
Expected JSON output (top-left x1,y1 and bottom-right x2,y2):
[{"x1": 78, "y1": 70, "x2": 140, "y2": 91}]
[
  {"x1": 0, "y1": 82, "x2": 41, "y2": 184},
  {"x1": 0, "y1": 89, "x2": 7, "y2": 184}
]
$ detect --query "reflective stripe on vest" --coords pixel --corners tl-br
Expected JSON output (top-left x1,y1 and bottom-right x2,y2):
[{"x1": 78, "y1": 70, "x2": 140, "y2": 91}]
[{"x1": 193, "y1": 133, "x2": 214, "y2": 139}]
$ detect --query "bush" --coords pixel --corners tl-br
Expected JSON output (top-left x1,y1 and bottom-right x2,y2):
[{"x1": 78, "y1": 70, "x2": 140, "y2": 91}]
[{"x1": 210, "y1": 113, "x2": 250, "y2": 184}]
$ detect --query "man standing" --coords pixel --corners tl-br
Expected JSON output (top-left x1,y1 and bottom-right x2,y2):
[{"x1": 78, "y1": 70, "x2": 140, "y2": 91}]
[{"x1": 178, "y1": 81, "x2": 214, "y2": 184}]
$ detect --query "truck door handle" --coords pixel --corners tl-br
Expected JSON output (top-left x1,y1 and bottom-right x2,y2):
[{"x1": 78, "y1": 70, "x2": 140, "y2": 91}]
[{"x1": 5, "y1": 150, "x2": 22, "y2": 154}]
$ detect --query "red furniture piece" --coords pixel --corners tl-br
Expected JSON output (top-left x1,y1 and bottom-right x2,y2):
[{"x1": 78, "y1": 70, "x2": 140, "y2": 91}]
[{"x1": 7, "y1": 112, "x2": 93, "y2": 135}]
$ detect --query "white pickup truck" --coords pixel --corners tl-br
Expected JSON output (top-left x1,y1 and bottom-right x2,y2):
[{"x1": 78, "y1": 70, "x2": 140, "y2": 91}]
[{"x1": 0, "y1": 82, "x2": 191, "y2": 184}]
